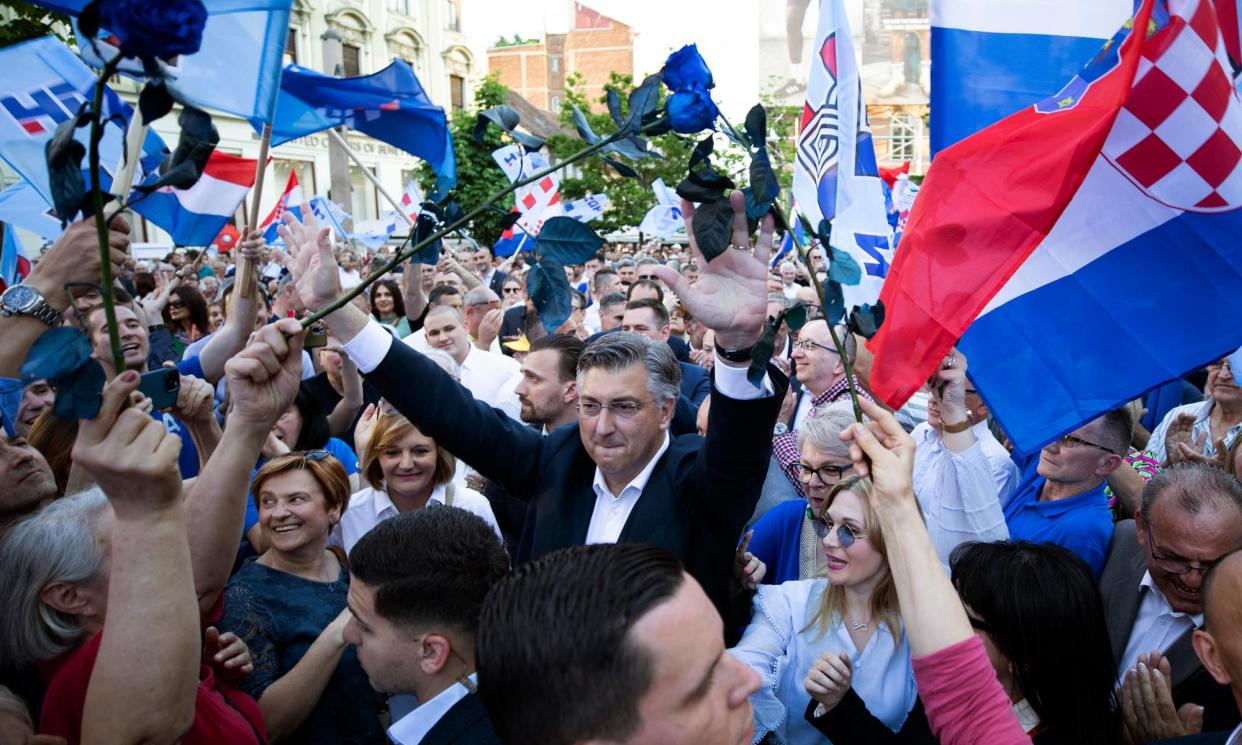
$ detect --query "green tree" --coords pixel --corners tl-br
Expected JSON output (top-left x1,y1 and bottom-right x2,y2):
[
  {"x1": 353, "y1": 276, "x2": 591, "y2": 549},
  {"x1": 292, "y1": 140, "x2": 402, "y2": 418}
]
[{"x1": 416, "y1": 75, "x2": 513, "y2": 247}]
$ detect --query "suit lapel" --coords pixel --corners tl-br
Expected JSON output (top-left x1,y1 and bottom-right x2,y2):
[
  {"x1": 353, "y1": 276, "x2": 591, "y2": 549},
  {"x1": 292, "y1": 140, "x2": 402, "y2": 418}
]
[
  {"x1": 617, "y1": 443, "x2": 675, "y2": 546},
  {"x1": 1105, "y1": 527, "x2": 1151, "y2": 664},
  {"x1": 563, "y1": 450, "x2": 599, "y2": 547}
]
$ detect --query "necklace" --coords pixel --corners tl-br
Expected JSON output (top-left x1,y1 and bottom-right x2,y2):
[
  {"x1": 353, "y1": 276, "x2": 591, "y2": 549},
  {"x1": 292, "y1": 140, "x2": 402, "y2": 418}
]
[{"x1": 847, "y1": 620, "x2": 869, "y2": 631}]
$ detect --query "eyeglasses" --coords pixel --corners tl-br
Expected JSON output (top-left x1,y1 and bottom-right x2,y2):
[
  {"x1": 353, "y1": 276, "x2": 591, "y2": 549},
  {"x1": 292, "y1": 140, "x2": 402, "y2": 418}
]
[
  {"x1": 792, "y1": 339, "x2": 838, "y2": 354},
  {"x1": 1144, "y1": 525, "x2": 1231, "y2": 576},
  {"x1": 786, "y1": 461, "x2": 853, "y2": 486},
  {"x1": 169, "y1": 300, "x2": 186, "y2": 309},
  {"x1": 299, "y1": 449, "x2": 332, "y2": 462},
  {"x1": 1054, "y1": 433, "x2": 1118, "y2": 455},
  {"x1": 638, "y1": 274, "x2": 657, "y2": 280},
  {"x1": 1207, "y1": 360, "x2": 1234, "y2": 376},
  {"x1": 577, "y1": 399, "x2": 655, "y2": 418},
  {"x1": 804, "y1": 505, "x2": 865, "y2": 548}
]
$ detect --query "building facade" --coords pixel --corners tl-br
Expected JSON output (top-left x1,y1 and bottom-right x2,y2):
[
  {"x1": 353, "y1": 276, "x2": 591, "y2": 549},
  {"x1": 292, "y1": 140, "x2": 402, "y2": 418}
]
[
  {"x1": 487, "y1": 1, "x2": 634, "y2": 114},
  {"x1": 132, "y1": 0, "x2": 480, "y2": 246}
]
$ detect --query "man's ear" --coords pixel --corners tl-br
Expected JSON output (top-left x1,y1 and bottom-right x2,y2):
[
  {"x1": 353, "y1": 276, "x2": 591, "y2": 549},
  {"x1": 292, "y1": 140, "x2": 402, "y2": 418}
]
[
  {"x1": 1192, "y1": 629, "x2": 1232, "y2": 686},
  {"x1": 418, "y1": 633, "x2": 454, "y2": 676}
]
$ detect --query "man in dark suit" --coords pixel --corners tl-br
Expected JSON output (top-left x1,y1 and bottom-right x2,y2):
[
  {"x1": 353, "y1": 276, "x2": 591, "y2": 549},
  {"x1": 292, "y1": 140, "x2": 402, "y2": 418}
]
[
  {"x1": 1102, "y1": 464, "x2": 1242, "y2": 734},
  {"x1": 284, "y1": 192, "x2": 784, "y2": 629},
  {"x1": 620, "y1": 298, "x2": 711, "y2": 407},
  {"x1": 470, "y1": 245, "x2": 508, "y2": 297},
  {"x1": 345, "y1": 507, "x2": 508, "y2": 745},
  {"x1": 1148, "y1": 551, "x2": 1242, "y2": 745}
]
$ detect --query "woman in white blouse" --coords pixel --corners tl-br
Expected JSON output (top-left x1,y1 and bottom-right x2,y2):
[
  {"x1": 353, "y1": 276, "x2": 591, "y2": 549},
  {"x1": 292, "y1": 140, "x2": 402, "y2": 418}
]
[
  {"x1": 334, "y1": 412, "x2": 501, "y2": 554},
  {"x1": 730, "y1": 476, "x2": 924, "y2": 745}
]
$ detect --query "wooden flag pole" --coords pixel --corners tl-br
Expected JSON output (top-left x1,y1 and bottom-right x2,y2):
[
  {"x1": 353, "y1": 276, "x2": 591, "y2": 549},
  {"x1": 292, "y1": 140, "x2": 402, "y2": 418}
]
[
  {"x1": 326, "y1": 128, "x2": 416, "y2": 228},
  {"x1": 237, "y1": 122, "x2": 272, "y2": 301}
]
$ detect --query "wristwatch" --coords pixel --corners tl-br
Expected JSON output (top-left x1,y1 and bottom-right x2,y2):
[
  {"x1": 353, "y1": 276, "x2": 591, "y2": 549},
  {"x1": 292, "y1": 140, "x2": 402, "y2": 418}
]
[
  {"x1": 1, "y1": 284, "x2": 64, "y2": 327},
  {"x1": 717, "y1": 344, "x2": 755, "y2": 363}
]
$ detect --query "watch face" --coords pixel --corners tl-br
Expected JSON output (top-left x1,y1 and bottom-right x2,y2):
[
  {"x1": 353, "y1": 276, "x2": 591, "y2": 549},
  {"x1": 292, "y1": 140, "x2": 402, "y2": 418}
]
[{"x1": 3, "y1": 285, "x2": 38, "y2": 312}]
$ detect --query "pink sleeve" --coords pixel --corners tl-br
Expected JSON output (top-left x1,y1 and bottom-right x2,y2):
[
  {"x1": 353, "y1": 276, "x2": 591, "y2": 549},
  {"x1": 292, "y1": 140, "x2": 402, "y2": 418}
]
[{"x1": 911, "y1": 636, "x2": 1032, "y2": 745}]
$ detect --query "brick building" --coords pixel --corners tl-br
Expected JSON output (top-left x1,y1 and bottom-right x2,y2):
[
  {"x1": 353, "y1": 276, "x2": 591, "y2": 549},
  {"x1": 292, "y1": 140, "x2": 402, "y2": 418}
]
[{"x1": 487, "y1": 2, "x2": 635, "y2": 114}]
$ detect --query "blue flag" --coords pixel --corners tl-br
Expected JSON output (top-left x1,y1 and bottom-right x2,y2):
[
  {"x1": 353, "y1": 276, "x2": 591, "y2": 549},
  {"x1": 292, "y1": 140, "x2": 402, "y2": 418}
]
[
  {"x1": 260, "y1": 61, "x2": 456, "y2": 194},
  {"x1": 29, "y1": 0, "x2": 293, "y2": 122},
  {"x1": 0, "y1": 37, "x2": 166, "y2": 213}
]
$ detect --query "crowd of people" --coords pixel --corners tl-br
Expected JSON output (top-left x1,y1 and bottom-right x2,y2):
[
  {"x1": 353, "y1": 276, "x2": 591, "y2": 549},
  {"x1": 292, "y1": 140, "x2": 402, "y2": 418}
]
[{"x1": 0, "y1": 192, "x2": 1240, "y2": 745}]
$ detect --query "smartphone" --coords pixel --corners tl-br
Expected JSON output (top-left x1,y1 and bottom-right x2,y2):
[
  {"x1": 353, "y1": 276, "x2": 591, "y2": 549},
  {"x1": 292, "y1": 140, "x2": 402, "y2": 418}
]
[
  {"x1": 304, "y1": 323, "x2": 329, "y2": 349},
  {"x1": 138, "y1": 368, "x2": 180, "y2": 411}
]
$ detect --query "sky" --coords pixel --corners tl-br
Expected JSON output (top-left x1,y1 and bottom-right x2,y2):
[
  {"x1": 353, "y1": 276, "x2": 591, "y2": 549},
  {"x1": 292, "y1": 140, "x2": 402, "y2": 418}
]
[{"x1": 465, "y1": 0, "x2": 767, "y2": 119}]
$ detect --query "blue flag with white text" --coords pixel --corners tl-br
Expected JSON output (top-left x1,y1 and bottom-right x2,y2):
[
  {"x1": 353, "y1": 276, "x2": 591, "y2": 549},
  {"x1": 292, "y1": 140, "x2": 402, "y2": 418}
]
[{"x1": 259, "y1": 61, "x2": 456, "y2": 195}]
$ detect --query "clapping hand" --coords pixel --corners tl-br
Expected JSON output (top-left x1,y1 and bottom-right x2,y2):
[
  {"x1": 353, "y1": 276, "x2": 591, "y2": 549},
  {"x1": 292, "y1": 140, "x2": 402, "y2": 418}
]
[
  {"x1": 652, "y1": 192, "x2": 774, "y2": 352},
  {"x1": 170, "y1": 373, "x2": 216, "y2": 422},
  {"x1": 1120, "y1": 651, "x2": 1203, "y2": 744},
  {"x1": 71, "y1": 371, "x2": 183, "y2": 521},
  {"x1": 804, "y1": 652, "x2": 853, "y2": 713}
]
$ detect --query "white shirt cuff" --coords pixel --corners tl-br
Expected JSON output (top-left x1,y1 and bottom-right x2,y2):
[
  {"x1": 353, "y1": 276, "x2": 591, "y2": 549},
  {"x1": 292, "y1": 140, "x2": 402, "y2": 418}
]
[
  {"x1": 713, "y1": 351, "x2": 775, "y2": 400},
  {"x1": 340, "y1": 317, "x2": 394, "y2": 374}
]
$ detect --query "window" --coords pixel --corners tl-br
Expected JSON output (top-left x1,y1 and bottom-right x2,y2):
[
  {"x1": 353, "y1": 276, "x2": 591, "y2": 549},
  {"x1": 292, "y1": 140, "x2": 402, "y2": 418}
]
[
  {"x1": 284, "y1": 27, "x2": 297, "y2": 66},
  {"x1": 388, "y1": 0, "x2": 409, "y2": 14},
  {"x1": 550, "y1": 95, "x2": 560, "y2": 114},
  {"x1": 450, "y1": 74, "x2": 466, "y2": 111},
  {"x1": 446, "y1": 0, "x2": 460, "y2": 31},
  {"x1": 342, "y1": 43, "x2": 361, "y2": 77},
  {"x1": 550, "y1": 56, "x2": 560, "y2": 73}
]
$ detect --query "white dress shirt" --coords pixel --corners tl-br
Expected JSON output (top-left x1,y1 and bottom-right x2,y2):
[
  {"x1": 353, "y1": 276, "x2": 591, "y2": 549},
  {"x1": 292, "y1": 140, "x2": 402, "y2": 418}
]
[
  {"x1": 387, "y1": 675, "x2": 477, "y2": 745},
  {"x1": 1227, "y1": 721, "x2": 1242, "y2": 745},
  {"x1": 459, "y1": 346, "x2": 520, "y2": 407},
  {"x1": 1117, "y1": 571, "x2": 1204, "y2": 684},
  {"x1": 583, "y1": 302, "x2": 602, "y2": 334},
  {"x1": 586, "y1": 434, "x2": 671, "y2": 544},
  {"x1": 333, "y1": 483, "x2": 502, "y2": 555},
  {"x1": 911, "y1": 421, "x2": 1014, "y2": 565}
]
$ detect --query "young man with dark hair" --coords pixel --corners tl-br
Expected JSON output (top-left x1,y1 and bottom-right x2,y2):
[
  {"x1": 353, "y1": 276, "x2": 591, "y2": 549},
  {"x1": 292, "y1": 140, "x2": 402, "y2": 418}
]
[
  {"x1": 345, "y1": 507, "x2": 509, "y2": 745},
  {"x1": 477, "y1": 543, "x2": 759, "y2": 745}
]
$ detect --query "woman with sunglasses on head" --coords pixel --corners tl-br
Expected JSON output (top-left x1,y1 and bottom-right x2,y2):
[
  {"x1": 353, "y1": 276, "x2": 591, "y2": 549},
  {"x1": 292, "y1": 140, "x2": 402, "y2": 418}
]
[
  {"x1": 218, "y1": 452, "x2": 386, "y2": 744},
  {"x1": 731, "y1": 475, "x2": 931, "y2": 745}
]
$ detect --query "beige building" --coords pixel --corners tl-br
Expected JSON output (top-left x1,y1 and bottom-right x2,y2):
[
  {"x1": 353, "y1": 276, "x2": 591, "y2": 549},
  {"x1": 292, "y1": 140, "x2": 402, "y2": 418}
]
[{"x1": 487, "y1": 2, "x2": 634, "y2": 114}]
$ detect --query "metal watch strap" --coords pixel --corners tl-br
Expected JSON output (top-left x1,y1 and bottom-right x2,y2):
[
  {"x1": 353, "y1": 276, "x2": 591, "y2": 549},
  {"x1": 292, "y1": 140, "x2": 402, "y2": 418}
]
[{"x1": 30, "y1": 299, "x2": 63, "y2": 327}]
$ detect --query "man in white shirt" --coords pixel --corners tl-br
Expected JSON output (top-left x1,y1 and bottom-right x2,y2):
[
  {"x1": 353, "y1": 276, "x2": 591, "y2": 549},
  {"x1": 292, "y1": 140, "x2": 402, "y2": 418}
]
[
  {"x1": 461, "y1": 287, "x2": 504, "y2": 354},
  {"x1": 337, "y1": 250, "x2": 362, "y2": 289},
  {"x1": 344, "y1": 508, "x2": 508, "y2": 745},
  {"x1": 583, "y1": 269, "x2": 621, "y2": 334},
  {"x1": 1101, "y1": 464, "x2": 1242, "y2": 733},
  {"x1": 779, "y1": 261, "x2": 801, "y2": 300},
  {"x1": 422, "y1": 305, "x2": 519, "y2": 408}
]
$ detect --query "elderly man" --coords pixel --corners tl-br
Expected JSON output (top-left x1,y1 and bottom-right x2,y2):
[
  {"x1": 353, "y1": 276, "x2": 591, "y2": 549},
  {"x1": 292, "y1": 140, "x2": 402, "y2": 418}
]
[
  {"x1": 1103, "y1": 465, "x2": 1242, "y2": 736},
  {"x1": 281, "y1": 193, "x2": 785, "y2": 628},
  {"x1": 779, "y1": 261, "x2": 800, "y2": 299},
  {"x1": 477, "y1": 543, "x2": 760, "y2": 745},
  {"x1": 1004, "y1": 409, "x2": 1132, "y2": 576},
  {"x1": 1150, "y1": 357, "x2": 1240, "y2": 467},
  {"x1": 462, "y1": 286, "x2": 504, "y2": 353},
  {"x1": 0, "y1": 431, "x2": 57, "y2": 529}
]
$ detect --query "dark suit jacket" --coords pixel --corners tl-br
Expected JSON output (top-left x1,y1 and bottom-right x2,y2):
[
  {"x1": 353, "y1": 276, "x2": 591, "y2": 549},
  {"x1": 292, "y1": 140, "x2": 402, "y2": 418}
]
[
  {"x1": 421, "y1": 692, "x2": 502, "y2": 745},
  {"x1": 367, "y1": 337, "x2": 787, "y2": 627},
  {"x1": 486, "y1": 269, "x2": 508, "y2": 298},
  {"x1": 1101, "y1": 521, "x2": 1239, "y2": 732},
  {"x1": 679, "y1": 361, "x2": 711, "y2": 407}
]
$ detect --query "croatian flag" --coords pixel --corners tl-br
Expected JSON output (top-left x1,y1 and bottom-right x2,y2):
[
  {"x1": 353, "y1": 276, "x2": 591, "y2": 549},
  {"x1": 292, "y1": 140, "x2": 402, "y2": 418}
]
[
  {"x1": 792, "y1": 0, "x2": 893, "y2": 310},
  {"x1": 0, "y1": 225, "x2": 32, "y2": 293},
  {"x1": 771, "y1": 203, "x2": 806, "y2": 270},
  {"x1": 259, "y1": 172, "x2": 303, "y2": 243},
  {"x1": 930, "y1": 0, "x2": 1131, "y2": 152},
  {"x1": 0, "y1": 179, "x2": 63, "y2": 241},
  {"x1": 870, "y1": 0, "x2": 1242, "y2": 454},
  {"x1": 494, "y1": 218, "x2": 533, "y2": 257},
  {"x1": 131, "y1": 151, "x2": 256, "y2": 246},
  {"x1": 400, "y1": 179, "x2": 424, "y2": 223}
]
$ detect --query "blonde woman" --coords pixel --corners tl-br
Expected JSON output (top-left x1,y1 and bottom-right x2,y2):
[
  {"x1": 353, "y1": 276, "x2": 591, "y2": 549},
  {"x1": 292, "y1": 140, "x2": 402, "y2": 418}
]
[{"x1": 730, "y1": 477, "x2": 926, "y2": 744}]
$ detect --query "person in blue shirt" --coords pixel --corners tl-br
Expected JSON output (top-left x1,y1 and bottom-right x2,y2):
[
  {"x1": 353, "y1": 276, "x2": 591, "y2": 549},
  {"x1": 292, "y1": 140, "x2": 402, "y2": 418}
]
[{"x1": 1003, "y1": 408, "x2": 1132, "y2": 576}]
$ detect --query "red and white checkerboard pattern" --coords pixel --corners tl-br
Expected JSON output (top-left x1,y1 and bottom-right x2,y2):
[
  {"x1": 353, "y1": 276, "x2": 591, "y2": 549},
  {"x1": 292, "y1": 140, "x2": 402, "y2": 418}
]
[{"x1": 1102, "y1": 0, "x2": 1242, "y2": 212}]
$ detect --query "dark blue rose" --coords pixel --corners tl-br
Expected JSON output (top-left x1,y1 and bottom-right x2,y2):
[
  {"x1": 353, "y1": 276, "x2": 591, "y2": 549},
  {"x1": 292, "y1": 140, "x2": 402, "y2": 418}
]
[
  {"x1": 99, "y1": 0, "x2": 209, "y2": 62},
  {"x1": 662, "y1": 44, "x2": 714, "y2": 92},
  {"x1": 667, "y1": 87, "x2": 719, "y2": 134}
]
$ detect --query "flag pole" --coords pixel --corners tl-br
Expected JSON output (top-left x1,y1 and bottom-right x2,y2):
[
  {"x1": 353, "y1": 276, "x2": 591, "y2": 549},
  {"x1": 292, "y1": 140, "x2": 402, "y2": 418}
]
[
  {"x1": 108, "y1": 113, "x2": 147, "y2": 207},
  {"x1": 238, "y1": 122, "x2": 272, "y2": 301},
  {"x1": 326, "y1": 128, "x2": 415, "y2": 228}
]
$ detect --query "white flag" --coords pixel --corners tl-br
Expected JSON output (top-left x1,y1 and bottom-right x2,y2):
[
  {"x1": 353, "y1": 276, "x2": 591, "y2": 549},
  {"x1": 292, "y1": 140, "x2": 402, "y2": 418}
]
[{"x1": 563, "y1": 193, "x2": 610, "y2": 223}]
